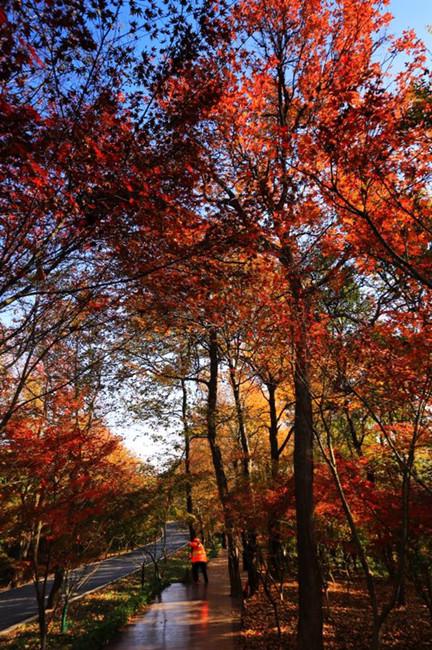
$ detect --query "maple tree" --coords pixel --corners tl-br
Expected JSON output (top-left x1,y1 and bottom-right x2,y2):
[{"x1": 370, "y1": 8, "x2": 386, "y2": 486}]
[
  {"x1": 3, "y1": 0, "x2": 432, "y2": 649},
  {"x1": 0, "y1": 0, "x2": 226, "y2": 425},
  {"x1": 141, "y1": 0, "x2": 432, "y2": 645},
  {"x1": 0, "y1": 376, "x2": 143, "y2": 648}
]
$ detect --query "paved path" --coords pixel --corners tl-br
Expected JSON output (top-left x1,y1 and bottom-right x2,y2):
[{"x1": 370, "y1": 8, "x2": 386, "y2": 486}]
[
  {"x1": 0, "y1": 522, "x2": 188, "y2": 633},
  {"x1": 107, "y1": 551, "x2": 240, "y2": 650}
]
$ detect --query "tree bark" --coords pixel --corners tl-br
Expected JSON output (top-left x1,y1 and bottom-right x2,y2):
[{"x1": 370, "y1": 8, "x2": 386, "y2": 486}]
[
  {"x1": 294, "y1": 336, "x2": 323, "y2": 650},
  {"x1": 228, "y1": 360, "x2": 251, "y2": 479},
  {"x1": 206, "y1": 328, "x2": 242, "y2": 597},
  {"x1": 228, "y1": 361, "x2": 259, "y2": 595},
  {"x1": 267, "y1": 381, "x2": 280, "y2": 479},
  {"x1": 265, "y1": 380, "x2": 285, "y2": 579},
  {"x1": 181, "y1": 379, "x2": 195, "y2": 540},
  {"x1": 282, "y1": 248, "x2": 323, "y2": 650},
  {"x1": 47, "y1": 565, "x2": 64, "y2": 610},
  {"x1": 32, "y1": 522, "x2": 49, "y2": 650}
]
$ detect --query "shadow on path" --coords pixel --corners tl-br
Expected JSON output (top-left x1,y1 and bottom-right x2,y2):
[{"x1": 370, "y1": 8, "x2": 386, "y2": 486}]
[{"x1": 108, "y1": 551, "x2": 240, "y2": 650}]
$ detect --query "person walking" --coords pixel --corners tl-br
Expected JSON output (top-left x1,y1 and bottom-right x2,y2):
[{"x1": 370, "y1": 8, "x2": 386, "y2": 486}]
[{"x1": 189, "y1": 537, "x2": 208, "y2": 584}]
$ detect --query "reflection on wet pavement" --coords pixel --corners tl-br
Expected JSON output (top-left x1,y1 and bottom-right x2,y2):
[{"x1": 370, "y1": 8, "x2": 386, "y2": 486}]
[{"x1": 108, "y1": 552, "x2": 240, "y2": 650}]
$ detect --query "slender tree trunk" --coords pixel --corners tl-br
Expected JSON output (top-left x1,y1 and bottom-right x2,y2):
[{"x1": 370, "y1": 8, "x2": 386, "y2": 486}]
[
  {"x1": 265, "y1": 381, "x2": 284, "y2": 578},
  {"x1": 317, "y1": 410, "x2": 386, "y2": 649},
  {"x1": 396, "y1": 456, "x2": 413, "y2": 607},
  {"x1": 33, "y1": 523, "x2": 49, "y2": 650},
  {"x1": 396, "y1": 469, "x2": 409, "y2": 607},
  {"x1": 228, "y1": 363, "x2": 259, "y2": 595},
  {"x1": 226, "y1": 530, "x2": 242, "y2": 594},
  {"x1": 141, "y1": 560, "x2": 146, "y2": 589},
  {"x1": 181, "y1": 379, "x2": 195, "y2": 540},
  {"x1": 228, "y1": 362, "x2": 251, "y2": 478},
  {"x1": 267, "y1": 381, "x2": 279, "y2": 479},
  {"x1": 185, "y1": 434, "x2": 195, "y2": 540},
  {"x1": 328, "y1": 446, "x2": 381, "y2": 643},
  {"x1": 37, "y1": 605, "x2": 47, "y2": 650},
  {"x1": 371, "y1": 622, "x2": 383, "y2": 650},
  {"x1": 206, "y1": 328, "x2": 242, "y2": 597},
  {"x1": 396, "y1": 422, "x2": 419, "y2": 608},
  {"x1": 47, "y1": 565, "x2": 64, "y2": 610}
]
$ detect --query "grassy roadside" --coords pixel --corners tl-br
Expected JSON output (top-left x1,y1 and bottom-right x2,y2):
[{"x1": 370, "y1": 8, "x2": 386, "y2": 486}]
[{"x1": 0, "y1": 546, "x2": 190, "y2": 650}]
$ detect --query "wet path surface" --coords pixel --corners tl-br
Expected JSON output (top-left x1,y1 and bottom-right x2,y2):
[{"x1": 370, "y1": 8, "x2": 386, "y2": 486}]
[{"x1": 108, "y1": 551, "x2": 240, "y2": 650}]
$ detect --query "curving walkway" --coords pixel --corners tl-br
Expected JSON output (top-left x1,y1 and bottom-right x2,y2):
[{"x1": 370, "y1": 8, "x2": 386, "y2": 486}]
[{"x1": 108, "y1": 551, "x2": 240, "y2": 650}]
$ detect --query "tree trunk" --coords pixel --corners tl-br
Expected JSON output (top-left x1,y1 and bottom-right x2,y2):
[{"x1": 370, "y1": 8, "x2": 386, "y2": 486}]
[
  {"x1": 242, "y1": 530, "x2": 259, "y2": 596},
  {"x1": 35, "y1": 579, "x2": 48, "y2": 650},
  {"x1": 141, "y1": 560, "x2": 146, "y2": 589},
  {"x1": 396, "y1": 578, "x2": 406, "y2": 607},
  {"x1": 396, "y1": 466, "x2": 410, "y2": 607},
  {"x1": 38, "y1": 607, "x2": 47, "y2": 650},
  {"x1": 206, "y1": 328, "x2": 242, "y2": 597},
  {"x1": 294, "y1": 339, "x2": 323, "y2": 650},
  {"x1": 226, "y1": 530, "x2": 242, "y2": 596},
  {"x1": 33, "y1": 523, "x2": 49, "y2": 650},
  {"x1": 280, "y1": 243, "x2": 323, "y2": 649},
  {"x1": 317, "y1": 413, "x2": 382, "y2": 649},
  {"x1": 47, "y1": 565, "x2": 64, "y2": 610},
  {"x1": 228, "y1": 364, "x2": 259, "y2": 596},
  {"x1": 181, "y1": 379, "x2": 195, "y2": 540},
  {"x1": 265, "y1": 381, "x2": 285, "y2": 578},
  {"x1": 267, "y1": 381, "x2": 279, "y2": 478},
  {"x1": 371, "y1": 620, "x2": 383, "y2": 650},
  {"x1": 396, "y1": 432, "x2": 417, "y2": 608},
  {"x1": 228, "y1": 362, "x2": 251, "y2": 479}
]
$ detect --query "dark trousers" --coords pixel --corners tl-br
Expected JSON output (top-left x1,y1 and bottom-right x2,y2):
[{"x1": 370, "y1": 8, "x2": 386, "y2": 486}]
[{"x1": 192, "y1": 561, "x2": 208, "y2": 583}]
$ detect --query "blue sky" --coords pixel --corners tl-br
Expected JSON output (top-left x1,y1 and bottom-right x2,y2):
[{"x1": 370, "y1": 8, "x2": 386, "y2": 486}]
[{"x1": 389, "y1": 0, "x2": 431, "y2": 43}]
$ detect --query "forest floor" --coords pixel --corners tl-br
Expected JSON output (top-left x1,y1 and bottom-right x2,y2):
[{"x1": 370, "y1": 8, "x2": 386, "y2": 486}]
[{"x1": 240, "y1": 578, "x2": 432, "y2": 649}]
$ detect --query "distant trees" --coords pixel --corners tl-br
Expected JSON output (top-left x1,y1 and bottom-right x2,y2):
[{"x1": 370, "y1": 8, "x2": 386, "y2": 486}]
[{"x1": 0, "y1": 371, "x2": 145, "y2": 648}]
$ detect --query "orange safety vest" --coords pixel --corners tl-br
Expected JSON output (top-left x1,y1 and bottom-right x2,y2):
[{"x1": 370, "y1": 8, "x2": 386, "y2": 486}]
[{"x1": 190, "y1": 540, "x2": 208, "y2": 563}]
